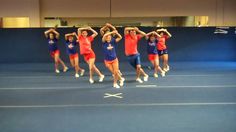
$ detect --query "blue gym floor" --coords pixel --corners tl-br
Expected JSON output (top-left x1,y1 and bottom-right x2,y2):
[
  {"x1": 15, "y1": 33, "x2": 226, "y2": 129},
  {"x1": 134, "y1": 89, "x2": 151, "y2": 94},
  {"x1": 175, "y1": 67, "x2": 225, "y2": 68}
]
[{"x1": 0, "y1": 62, "x2": 236, "y2": 132}]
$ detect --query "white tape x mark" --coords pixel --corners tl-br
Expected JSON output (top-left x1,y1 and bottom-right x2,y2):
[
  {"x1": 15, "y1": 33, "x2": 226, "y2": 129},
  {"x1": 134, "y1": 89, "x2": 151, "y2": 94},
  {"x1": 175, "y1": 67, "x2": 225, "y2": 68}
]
[{"x1": 104, "y1": 93, "x2": 123, "y2": 99}]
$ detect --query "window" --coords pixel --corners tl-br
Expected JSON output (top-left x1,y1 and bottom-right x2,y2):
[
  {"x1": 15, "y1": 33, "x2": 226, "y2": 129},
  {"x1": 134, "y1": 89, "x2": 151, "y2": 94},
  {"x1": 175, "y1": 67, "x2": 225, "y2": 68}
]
[{"x1": 2, "y1": 17, "x2": 30, "y2": 28}]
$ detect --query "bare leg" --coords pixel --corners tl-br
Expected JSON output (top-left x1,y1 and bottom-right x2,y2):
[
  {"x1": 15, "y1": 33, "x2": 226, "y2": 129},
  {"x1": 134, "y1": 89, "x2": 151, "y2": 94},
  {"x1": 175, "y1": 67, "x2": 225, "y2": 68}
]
[
  {"x1": 92, "y1": 65, "x2": 103, "y2": 77},
  {"x1": 136, "y1": 65, "x2": 141, "y2": 79},
  {"x1": 150, "y1": 61, "x2": 158, "y2": 74},
  {"x1": 58, "y1": 57, "x2": 67, "y2": 69},
  {"x1": 77, "y1": 56, "x2": 85, "y2": 72},
  {"x1": 140, "y1": 67, "x2": 148, "y2": 77},
  {"x1": 87, "y1": 58, "x2": 95, "y2": 81},
  {"x1": 54, "y1": 55, "x2": 59, "y2": 71},
  {"x1": 163, "y1": 54, "x2": 169, "y2": 71},
  {"x1": 69, "y1": 58, "x2": 75, "y2": 68},
  {"x1": 73, "y1": 58, "x2": 79, "y2": 74}
]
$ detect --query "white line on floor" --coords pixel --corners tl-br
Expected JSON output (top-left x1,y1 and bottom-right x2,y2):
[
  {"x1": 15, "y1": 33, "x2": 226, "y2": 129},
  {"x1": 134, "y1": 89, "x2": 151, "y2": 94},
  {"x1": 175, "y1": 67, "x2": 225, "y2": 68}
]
[
  {"x1": 0, "y1": 85, "x2": 236, "y2": 90},
  {"x1": 135, "y1": 85, "x2": 236, "y2": 88},
  {"x1": 0, "y1": 74, "x2": 233, "y2": 78},
  {"x1": 0, "y1": 102, "x2": 236, "y2": 108}
]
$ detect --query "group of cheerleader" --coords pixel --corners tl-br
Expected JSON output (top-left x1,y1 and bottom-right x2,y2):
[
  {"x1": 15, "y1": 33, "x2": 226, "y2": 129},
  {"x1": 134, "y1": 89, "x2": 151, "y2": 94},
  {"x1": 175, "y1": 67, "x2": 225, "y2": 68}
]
[{"x1": 44, "y1": 23, "x2": 172, "y2": 88}]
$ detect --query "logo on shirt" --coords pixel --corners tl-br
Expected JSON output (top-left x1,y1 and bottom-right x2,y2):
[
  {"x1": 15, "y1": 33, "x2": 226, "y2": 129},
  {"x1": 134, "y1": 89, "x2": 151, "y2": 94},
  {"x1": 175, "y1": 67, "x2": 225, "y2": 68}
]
[
  {"x1": 48, "y1": 40, "x2": 55, "y2": 45},
  {"x1": 68, "y1": 43, "x2": 74, "y2": 49},
  {"x1": 107, "y1": 43, "x2": 114, "y2": 50},
  {"x1": 148, "y1": 42, "x2": 156, "y2": 46}
]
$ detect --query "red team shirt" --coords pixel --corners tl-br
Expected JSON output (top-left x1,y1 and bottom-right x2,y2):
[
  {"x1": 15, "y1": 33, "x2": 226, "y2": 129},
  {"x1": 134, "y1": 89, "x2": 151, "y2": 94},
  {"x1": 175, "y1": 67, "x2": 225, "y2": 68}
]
[
  {"x1": 125, "y1": 34, "x2": 142, "y2": 56},
  {"x1": 157, "y1": 35, "x2": 169, "y2": 50},
  {"x1": 77, "y1": 35, "x2": 94, "y2": 55}
]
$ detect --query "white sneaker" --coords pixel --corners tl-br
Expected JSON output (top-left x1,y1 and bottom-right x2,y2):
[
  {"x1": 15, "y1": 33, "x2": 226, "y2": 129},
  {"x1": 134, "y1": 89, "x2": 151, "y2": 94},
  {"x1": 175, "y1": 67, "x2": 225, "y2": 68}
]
[
  {"x1": 161, "y1": 71, "x2": 166, "y2": 77},
  {"x1": 63, "y1": 67, "x2": 69, "y2": 72},
  {"x1": 80, "y1": 69, "x2": 85, "y2": 76},
  {"x1": 166, "y1": 65, "x2": 170, "y2": 71},
  {"x1": 119, "y1": 78, "x2": 125, "y2": 87},
  {"x1": 143, "y1": 75, "x2": 149, "y2": 82},
  {"x1": 55, "y1": 69, "x2": 60, "y2": 73},
  {"x1": 154, "y1": 73, "x2": 158, "y2": 78},
  {"x1": 163, "y1": 68, "x2": 168, "y2": 72},
  {"x1": 113, "y1": 83, "x2": 120, "y2": 89},
  {"x1": 136, "y1": 78, "x2": 143, "y2": 83},
  {"x1": 118, "y1": 70, "x2": 123, "y2": 76},
  {"x1": 99, "y1": 75, "x2": 105, "y2": 82},
  {"x1": 75, "y1": 73, "x2": 80, "y2": 78},
  {"x1": 89, "y1": 79, "x2": 94, "y2": 84}
]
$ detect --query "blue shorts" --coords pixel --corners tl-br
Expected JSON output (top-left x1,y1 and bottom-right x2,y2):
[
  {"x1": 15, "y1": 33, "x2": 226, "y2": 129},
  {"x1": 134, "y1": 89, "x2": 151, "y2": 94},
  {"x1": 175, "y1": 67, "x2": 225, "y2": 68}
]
[
  {"x1": 158, "y1": 49, "x2": 168, "y2": 56},
  {"x1": 127, "y1": 53, "x2": 141, "y2": 69}
]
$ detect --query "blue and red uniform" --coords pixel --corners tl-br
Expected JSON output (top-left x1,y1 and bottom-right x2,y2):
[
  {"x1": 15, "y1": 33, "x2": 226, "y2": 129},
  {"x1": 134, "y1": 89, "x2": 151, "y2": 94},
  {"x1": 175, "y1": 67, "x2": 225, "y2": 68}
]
[
  {"x1": 125, "y1": 34, "x2": 142, "y2": 68},
  {"x1": 102, "y1": 37, "x2": 119, "y2": 70},
  {"x1": 147, "y1": 38, "x2": 158, "y2": 61},
  {"x1": 47, "y1": 38, "x2": 60, "y2": 58},
  {"x1": 102, "y1": 38, "x2": 117, "y2": 61},
  {"x1": 65, "y1": 40, "x2": 78, "y2": 60}
]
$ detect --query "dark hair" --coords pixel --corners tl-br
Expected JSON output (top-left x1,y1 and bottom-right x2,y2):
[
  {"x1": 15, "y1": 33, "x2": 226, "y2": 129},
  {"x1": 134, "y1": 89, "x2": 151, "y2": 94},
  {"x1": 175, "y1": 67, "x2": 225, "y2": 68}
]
[
  {"x1": 81, "y1": 30, "x2": 87, "y2": 33},
  {"x1": 129, "y1": 29, "x2": 136, "y2": 34},
  {"x1": 104, "y1": 28, "x2": 110, "y2": 33},
  {"x1": 49, "y1": 32, "x2": 55, "y2": 36},
  {"x1": 149, "y1": 33, "x2": 156, "y2": 37},
  {"x1": 48, "y1": 32, "x2": 55, "y2": 39}
]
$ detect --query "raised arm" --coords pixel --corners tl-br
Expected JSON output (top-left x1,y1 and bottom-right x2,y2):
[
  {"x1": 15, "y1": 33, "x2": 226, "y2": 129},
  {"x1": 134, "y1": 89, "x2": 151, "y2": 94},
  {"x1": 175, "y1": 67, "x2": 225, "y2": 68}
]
[
  {"x1": 88, "y1": 27, "x2": 98, "y2": 38},
  {"x1": 134, "y1": 27, "x2": 146, "y2": 38},
  {"x1": 114, "y1": 30, "x2": 122, "y2": 42},
  {"x1": 145, "y1": 31, "x2": 161, "y2": 39},
  {"x1": 102, "y1": 31, "x2": 113, "y2": 42},
  {"x1": 163, "y1": 29, "x2": 172, "y2": 38},
  {"x1": 106, "y1": 23, "x2": 116, "y2": 31},
  {"x1": 44, "y1": 28, "x2": 54, "y2": 38},
  {"x1": 77, "y1": 27, "x2": 89, "y2": 36},
  {"x1": 73, "y1": 32, "x2": 78, "y2": 38},
  {"x1": 100, "y1": 25, "x2": 108, "y2": 36},
  {"x1": 100, "y1": 23, "x2": 116, "y2": 36},
  {"x1": 65, "y1": 32, "x2": 77, "y2": 40},
  {"x1": 124, "y1": 27, "x2": 135, "y2": 35},
  {"x1": 156, "y1": 28, "x2": 172, "y2": 38},
  {"x1": 102, "y1": 30, "x2": 122, "y2": 43},
  {"x1": 156, "y1": 28, "x2": 164, "y2": 33},
  {"x1": 51, "y1": 29, "x2": 60, "y2": 39}
]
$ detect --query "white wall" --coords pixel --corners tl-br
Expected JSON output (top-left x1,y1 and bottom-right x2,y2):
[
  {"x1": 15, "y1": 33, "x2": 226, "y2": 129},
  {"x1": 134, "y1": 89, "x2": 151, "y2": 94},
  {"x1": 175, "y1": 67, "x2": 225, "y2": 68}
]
[
  {"x1": 40, "y1": 0, "x2": 110, "y2": 17},
  {"x1": 0, "y1": 0, "x2": 235, "y2": 27},
  {"x1": 111, "y1": 0, "x2": 234, "y2": 26},
  {"x1": 0, "y1": 0, "x2": 40, "y2": 27},
  {"x1": 223, "y1": 0, "x2": 236, "y2": 26},
  {"x1": 40, "y1": 0, "x2": 236, "y2": 26}
]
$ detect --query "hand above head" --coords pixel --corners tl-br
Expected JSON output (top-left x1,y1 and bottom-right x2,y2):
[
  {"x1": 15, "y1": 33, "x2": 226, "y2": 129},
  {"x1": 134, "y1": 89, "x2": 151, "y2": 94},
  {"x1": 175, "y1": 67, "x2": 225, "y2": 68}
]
[
  {"x1": 134, "y1": 27, "x2": 139, "y2": 31},
  {"x1": 49, "y1": 28, "x2": 54, "y2": 32},
  {"x1": 84, "y1": 26, "x2": 91, "y2": 30},
  {"x1": 106, "y1": 23, "x2": 111, "y2": 26},
  {"x1": 113, "y1": 30, "x2": 118, "y2": 34},
  {"x1": 71, "y1": 32, "x2": 76, "y2": 36}
]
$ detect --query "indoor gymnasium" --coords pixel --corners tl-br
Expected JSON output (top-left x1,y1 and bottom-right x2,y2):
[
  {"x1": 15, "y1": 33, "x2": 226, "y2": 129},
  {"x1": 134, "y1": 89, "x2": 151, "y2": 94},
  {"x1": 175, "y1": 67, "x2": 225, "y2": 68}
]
[{"x1": 0, "y1": 0, "x2": 236, "y2": 132}]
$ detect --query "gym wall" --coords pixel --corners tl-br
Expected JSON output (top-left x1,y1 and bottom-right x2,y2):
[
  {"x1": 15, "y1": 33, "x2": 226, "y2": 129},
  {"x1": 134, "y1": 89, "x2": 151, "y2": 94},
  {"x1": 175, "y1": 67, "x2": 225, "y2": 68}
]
[{"x1": 0, "y1": 27, "x2": 235, "y2": 63}]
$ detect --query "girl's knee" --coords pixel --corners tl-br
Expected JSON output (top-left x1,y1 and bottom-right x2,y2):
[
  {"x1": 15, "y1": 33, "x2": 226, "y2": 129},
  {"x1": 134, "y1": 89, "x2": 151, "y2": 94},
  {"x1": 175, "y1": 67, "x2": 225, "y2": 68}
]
[
  {"x1": 74, "y1": 64, "x2": 79, "y2": 68},
  {"x1": 136, "y1": 66, "x2": 141, "y2": 71}
]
